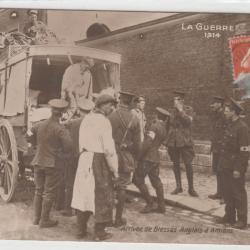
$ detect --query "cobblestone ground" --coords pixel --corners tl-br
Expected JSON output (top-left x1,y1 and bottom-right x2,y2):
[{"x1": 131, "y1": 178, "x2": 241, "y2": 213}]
[
  {"x1": 0, "y1": 168, "x2": 250, "y2": 244},
  {"x1": 0, "y1": 194, "x2": 250, "y2": 244},
  {"x1": 154, "y1": 165, "x2": 250, "y2": 218}
]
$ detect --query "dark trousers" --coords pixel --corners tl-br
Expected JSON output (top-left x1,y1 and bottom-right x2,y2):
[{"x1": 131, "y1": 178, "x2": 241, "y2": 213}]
[
  {"x1": 133, "y1": 160, "x2": 164, "y2": 207},
  {"x1": 168, "y1": 146, "x2": 195, "y2": 190},
  {"x1": 212, "y1": 152, "x2": 223, "y2": 196},
  {"x1": 34, "y1": 167, "x2": 61, "y2": 201},
  {"x1": 221, "y1": 169, "x2": 248, "y2": 224}
]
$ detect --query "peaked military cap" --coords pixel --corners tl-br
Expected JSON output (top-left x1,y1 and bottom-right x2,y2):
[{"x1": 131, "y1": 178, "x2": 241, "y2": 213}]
[
  {"x1": 95, "y1": 94, "x2": 117, "y2": 107},
  {"x1": 213, "y1": 96, "x2": 225, "y2": 103},
  {"x1": 119, "y1": 91, "x2": 136, "y2": 98},
  {"x1": 173, "y1": 91, "x2": 186, "y2": 98},
  {"x1": 27, "y1": 9, "x2": 38, "y2": 16},
  {"x1": 156, "y1": 107, "x2": 170, "y2": 117},
  {"x1": 48, "y1": 99, "x2": 69, "y2": 109},
  {"x1": 133, "y1": 95, "x2": 146, "y2": 103},
  {"x1": 78, "y1": 97, "x2": 94, "y2": 111},
  {"x1": 229, "y1": 97, "x2": 244, "y2": 113}
]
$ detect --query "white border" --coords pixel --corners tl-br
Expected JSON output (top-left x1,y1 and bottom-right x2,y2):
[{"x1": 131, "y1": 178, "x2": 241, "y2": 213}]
[
  {"x1": 0, "y1": 1, "x2": 250, "y2": 250},
  {"x1": 0, "y1": 0, "x2": 249, "y2": 13}
]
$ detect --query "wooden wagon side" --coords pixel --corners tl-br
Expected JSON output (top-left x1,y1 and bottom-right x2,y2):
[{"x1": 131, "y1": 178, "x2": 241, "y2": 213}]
[{"x1": 0, "y1": 44, "x2": 121, "y2": 202}]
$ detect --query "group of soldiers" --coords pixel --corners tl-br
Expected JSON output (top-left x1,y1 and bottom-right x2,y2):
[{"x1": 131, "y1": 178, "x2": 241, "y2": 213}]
[{"x1": 27, "y1": 89, "x2": 250, "y2": 242}]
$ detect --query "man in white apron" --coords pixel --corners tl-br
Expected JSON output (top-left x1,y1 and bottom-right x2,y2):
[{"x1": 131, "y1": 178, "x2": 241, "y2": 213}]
[{"x1": 71, "y1": 94, "x2": 118, "y2": 241}]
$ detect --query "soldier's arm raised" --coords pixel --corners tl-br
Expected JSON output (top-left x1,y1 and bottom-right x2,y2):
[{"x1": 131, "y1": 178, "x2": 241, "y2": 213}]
[{"x1": 176, "y1": 109, "x2": 192, "y2": 127}]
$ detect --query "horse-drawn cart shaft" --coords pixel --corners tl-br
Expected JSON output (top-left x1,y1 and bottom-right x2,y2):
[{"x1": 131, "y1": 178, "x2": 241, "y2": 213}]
[{"x1": 0, "y1": 44, "x2": 121, "y2": 202}]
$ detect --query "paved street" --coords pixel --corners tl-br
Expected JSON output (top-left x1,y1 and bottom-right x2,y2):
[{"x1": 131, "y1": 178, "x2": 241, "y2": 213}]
[
  {"x1": 128, "y1": 164, "x2": 250, "y2": 219},
  {"x1": 0, "y1": 176, "x2": 250, "y2": 244}
]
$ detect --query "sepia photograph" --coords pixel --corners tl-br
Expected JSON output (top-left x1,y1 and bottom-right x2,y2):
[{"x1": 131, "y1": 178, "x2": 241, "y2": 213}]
[{"x1": 0, "y1": 6, "x2": 250, "y2": 246}]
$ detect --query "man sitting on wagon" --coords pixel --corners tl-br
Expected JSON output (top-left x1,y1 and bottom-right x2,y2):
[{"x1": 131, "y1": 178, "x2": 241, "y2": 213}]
[
  {"x1": 23, "y1": 9, "x2": 59, "y2": 45},
  {"x1": 61, "y1": 58, "x2": 94, "y2": 118}
]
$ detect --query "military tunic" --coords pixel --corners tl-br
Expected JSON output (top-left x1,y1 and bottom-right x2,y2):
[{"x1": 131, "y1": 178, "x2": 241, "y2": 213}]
[
  {"x1": 30, "y1": 117, "x2": 73, "y2": 201},
  {"x1": 109, "y1": 104, "x2": 141, "y2": 188},
  {"x1": 219, "y1": 118, "x2": 249, "y2": 224},
  {"x1": 166, "y1": 106, "x2": 195, "y2": 165},
  {"x1": 133, "y1": 119, "x2": 166, "y2": 188}
]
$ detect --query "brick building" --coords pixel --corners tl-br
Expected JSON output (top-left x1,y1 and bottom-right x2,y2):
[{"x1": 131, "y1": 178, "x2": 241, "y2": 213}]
[
  {"x1": 76, "y1": 13, "x2": 250, "y2": 140},
  {"x1": 0, "y1": 9, "x2": 47, "y2": 33}
]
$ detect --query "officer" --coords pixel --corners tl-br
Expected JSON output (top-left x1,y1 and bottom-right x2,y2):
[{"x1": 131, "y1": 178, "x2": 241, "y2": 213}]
[
  {"x1": 108, "y1": 91, "x2": 141, "y2": 227},
  {"x1": 28, "y1": 99, "x2": 73, "y2": 228},
  {"x1": 133, "y1": 107, "x2": 169, "y2": 213},
  {"x1": 208, "y1": 96, "x2": 226, "y2": 200},
  {"x1": 60, "y1": 98, "x2": 95, "y2": 217},
  {"x1": 166, "y1": 91, "x2": 198, "y2": 197},
  {"x1": 216, "y1": 98, "x2": 249, "y2": 230}
]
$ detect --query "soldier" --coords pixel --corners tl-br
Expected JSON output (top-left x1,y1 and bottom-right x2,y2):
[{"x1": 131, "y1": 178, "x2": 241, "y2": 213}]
[
  {"x1": 28, "y1": 99, "x2": 73, "y2": 228},
  {"x1": 108, "y1": 91, "x2": 141, "y2": 227},
  {"x1": 133, "y1": 107, "x2": 169, "y2": 213},
  {"x1": 216, "y1": 98, "x2": 249, "y2": 229},
  {"x1": 71, "y1": 94, "x2": 118, "y2": 241},
  {"x1": 166, "y1": 91, "x2": 198, "y2": 197},
  {"x1": 131, "y1": 95, "x2": 147, "y2": 142},
  {"x1": 208, "y1": 96, "x2": 226, "y2": 200},
  {"x1": 60, "y1": 98, "x2": 95, "y2": 217}
]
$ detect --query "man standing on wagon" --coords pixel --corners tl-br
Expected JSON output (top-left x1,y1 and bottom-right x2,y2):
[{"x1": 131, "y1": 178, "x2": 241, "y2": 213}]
[{"x1": 28, "y1": 99, "x2": 73, "y2": 228}]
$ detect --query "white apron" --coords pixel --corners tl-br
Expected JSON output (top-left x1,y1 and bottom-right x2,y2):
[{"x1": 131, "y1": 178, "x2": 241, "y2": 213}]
[{"x1": 71, "y1": 151, "x2": 95, "y2": 212}]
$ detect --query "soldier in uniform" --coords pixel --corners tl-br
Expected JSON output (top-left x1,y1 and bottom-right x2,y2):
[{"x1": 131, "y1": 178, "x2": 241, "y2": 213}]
[
  {"x1": 208, "y1": 96, "x2": 226, "y2": 200},
  {"x1": 131, "y1": 95, "x2": 147, "y2": 142},
  {"x1": 60, "y1": 98, "x2": 95, "y2": 217},
  {"x1": 166, "y1": 91, "x2": 198, "y2": 197},
  {"x1": 28, "y1": 99, "x2": 73, "y2": 228},
  {"x1": 216, "y1": 98, "x2": 249, "y2": 229},
  {"x1": 109, "y1": 91, "x2": 141, "y2": 227},
  {"x1": 133, "y1": 107, "x2": 169, "y2": 213}
]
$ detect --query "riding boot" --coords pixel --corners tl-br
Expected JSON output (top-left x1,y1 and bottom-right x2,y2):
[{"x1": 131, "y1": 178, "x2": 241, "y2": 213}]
[
  {"x1": 114, "y1": 189, "x2": 127, "y2": 227},
  {"x1": 39, "y1": 199, "x2": 58, "y2": 228},
  {"x1": 60, "y1": 188, "x2": 73, "y2": 216},
  {"x1": 171, "y1": 166, "x2": 183, "y2": 195},
  {"x1": 186, "y1": 164, "x2": 198, "y2": 197},
  {"x1": 155, "y1": 184, "x2": 165, "y2": 213},
  {"x1": 137, "y1": 184, "x2": 155, "y2": 213},
  {"x1": 33, "y1": 195, "x2": 43, "y2": 225}
]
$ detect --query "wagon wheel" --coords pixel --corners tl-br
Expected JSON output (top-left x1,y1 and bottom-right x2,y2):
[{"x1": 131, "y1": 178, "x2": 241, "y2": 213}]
[{"x1": 0, "y1": 119, "x2": 18, "y2": 202}]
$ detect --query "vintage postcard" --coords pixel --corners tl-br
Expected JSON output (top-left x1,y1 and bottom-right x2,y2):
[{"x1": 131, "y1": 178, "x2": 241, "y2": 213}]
[{"x1": 0, "y1": 7, "x2": 250, "y2": 246}]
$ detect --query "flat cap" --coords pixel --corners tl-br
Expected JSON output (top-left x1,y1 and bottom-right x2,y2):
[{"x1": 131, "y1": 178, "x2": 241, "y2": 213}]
[
  {"x1": 78, "y1": 97, "x2": 94, "y2": 111},
  {"x1": 213, "y1": 96, "x2": 225, "y2": 103},
  {"x1": 173, "y1": 91, "x2": 185, "y2": 98},
  {"x1": 229, "y1": 97, "x2": 244, "y2": 113},
  {"x1": 156, "y1": 107, "x2": 170, "y2": 117},
  {"x1": 48, "y1": 99, "x2": 69, "y2": 109},
  {"x1": 95, "y1": 94, "x2": 117, "y2": 107},
  {"x1": 27, "y1": 9, "x2": 38, "y2": 15}
]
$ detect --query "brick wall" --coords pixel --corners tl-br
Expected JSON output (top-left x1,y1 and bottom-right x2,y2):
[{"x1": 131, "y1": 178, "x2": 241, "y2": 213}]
[{"x1": 79, "y1": 13, "x2": 250, "y2": 140}]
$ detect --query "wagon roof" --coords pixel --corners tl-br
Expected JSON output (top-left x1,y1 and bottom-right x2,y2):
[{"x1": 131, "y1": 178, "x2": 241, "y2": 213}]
[{"x1": 0, "y1": 44, "x2": 121, "y2": 70}]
